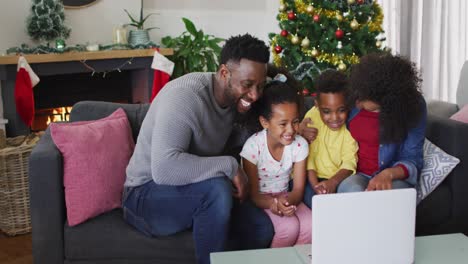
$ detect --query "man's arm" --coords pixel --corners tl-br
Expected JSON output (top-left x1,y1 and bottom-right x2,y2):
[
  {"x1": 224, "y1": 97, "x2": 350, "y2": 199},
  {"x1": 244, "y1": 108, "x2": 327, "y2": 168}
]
[{"x1": 150, "y1": 89, "x2": 238, "y2": 185}]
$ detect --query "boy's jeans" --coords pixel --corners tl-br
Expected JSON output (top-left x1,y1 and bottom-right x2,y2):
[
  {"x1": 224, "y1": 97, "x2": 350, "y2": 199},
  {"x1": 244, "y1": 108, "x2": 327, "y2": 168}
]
[{"x1": 123, "y1": 177, "x2": 274, "y2": 264}]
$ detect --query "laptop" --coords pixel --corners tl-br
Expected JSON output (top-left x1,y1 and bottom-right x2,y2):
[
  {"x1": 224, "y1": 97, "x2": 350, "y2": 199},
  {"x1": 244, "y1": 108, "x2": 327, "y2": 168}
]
[{"x1": 300, "y1": 188, "x2": 417, "y2": 264}]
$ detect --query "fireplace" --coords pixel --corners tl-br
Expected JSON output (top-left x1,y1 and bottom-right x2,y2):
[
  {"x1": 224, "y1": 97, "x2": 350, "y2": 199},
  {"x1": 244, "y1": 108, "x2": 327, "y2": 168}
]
[{"x1": 0, "y1": 49, "x2": 173, "y2": 137}]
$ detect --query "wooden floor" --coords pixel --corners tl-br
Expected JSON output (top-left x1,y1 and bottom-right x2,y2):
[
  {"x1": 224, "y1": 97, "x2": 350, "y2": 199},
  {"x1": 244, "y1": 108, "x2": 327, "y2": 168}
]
[{"x1": 0, "y1": 231, "x2": 32, "y2": 264}]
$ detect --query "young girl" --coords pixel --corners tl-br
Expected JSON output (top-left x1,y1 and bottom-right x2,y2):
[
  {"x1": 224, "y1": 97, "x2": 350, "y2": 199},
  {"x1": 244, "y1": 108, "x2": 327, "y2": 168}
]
[
  {"x1": 303, "y1": 70, "x2": 358, "y2": 207},
  {"x1": 240, "y1": 73, "x2": 311, "y2": 248}
]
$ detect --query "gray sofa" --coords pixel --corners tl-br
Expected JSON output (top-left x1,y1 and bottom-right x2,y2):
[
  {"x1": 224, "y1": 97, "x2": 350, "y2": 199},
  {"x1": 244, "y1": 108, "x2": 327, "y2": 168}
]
[
  {"x1": 29, "y1": 96, "x2": 468, "y2": 264},
  {"x1": 416, "y1": 61, "x2": 468, "y2": 235}
]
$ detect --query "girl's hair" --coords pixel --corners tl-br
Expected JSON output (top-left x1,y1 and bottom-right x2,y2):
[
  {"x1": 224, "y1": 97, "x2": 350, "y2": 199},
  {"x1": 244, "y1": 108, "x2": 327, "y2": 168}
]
[
  {"x1": 241, "y1": 64, "x2": 304, "y2": 134},
  {"x1": 349, "y1": 53, "x2": 423, "y2": 143},
  {"x1": 245, "y1": 64, "x2": 303, "y2": 132}
]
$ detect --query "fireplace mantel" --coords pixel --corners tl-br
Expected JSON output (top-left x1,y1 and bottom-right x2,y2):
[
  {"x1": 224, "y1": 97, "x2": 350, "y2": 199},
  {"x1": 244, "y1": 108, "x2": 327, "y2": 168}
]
[
  {"x1": 0, "y1": 48, "x2": 173, "y2": 65},
  {"x1": 0, "y1": 48, "x2": 173, "y2": 136}
]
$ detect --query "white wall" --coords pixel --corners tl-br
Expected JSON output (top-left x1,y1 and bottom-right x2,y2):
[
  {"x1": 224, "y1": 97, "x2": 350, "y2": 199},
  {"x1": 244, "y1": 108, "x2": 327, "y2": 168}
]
[{"x1": 0, "y1": 0, "x2": 280, "y2": 53}]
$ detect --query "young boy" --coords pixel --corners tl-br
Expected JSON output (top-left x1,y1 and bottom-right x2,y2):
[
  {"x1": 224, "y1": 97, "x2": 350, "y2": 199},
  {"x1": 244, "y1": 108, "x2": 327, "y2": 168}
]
[{"x1": 303, "y1": 70, "x2": 358, "y2": 207}]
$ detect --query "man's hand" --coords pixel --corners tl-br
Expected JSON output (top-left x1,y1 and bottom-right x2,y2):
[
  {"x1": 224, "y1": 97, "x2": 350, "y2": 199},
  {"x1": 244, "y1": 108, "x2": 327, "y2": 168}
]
[
  {"x1": 299, "y1": 118, "x2": 318, "y2": 143},
  {"x1": 232, "y1": 167, "x2": 248, "y2": 201},
  {"x1": 366, "y1": 170, "x2": 393, "y2": 191}
]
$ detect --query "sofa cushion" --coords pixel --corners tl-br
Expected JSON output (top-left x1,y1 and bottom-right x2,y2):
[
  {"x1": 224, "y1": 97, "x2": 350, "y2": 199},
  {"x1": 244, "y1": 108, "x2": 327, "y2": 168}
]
[
  {"x1": 450, "y1": 104, "x2": 468, "y2": 123},
  {"x1": 50, "y1": 108, "x2": 135, "y2": 226},
  {"x1": 417, "y1": 139, "x2": 460, "y2": 203},
  {"x1": 64, "y1": 209, "x2": 196, "y2": 262}
]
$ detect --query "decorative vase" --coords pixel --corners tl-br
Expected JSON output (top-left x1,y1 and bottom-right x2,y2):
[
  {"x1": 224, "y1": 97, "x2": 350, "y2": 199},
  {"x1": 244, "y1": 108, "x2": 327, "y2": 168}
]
[{"x1": 128, "y1": 29, "x2": 150, "y2": 46}]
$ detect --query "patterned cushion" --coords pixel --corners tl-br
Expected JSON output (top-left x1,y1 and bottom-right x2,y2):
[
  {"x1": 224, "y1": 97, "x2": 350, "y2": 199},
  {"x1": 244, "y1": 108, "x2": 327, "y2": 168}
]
[{"x1": 417, "y1": 139, "x2": 460, "y2": 203}]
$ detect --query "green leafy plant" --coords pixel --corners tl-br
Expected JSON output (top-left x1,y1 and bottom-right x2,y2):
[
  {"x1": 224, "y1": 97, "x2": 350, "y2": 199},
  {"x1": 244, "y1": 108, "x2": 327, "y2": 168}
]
[
  {"x1": 161, "y1": 18, "x2": 224, "y2": 79},
  {"x1": 124, "y1": 0, "x2": 158, "y2": 30}
]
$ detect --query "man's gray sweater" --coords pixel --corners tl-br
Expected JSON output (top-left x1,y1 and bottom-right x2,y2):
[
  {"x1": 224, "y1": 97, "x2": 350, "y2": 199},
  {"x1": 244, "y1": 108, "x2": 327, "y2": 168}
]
[{"x1": 124, "y1": 72, "x2": 239, "y2": 187}]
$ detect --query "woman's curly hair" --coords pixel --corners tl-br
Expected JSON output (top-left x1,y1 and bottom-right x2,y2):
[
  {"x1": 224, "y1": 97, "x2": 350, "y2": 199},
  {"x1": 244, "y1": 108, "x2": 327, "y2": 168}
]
[{"x1": 349, "y1": 53, "x2": 423, "y2": 143}]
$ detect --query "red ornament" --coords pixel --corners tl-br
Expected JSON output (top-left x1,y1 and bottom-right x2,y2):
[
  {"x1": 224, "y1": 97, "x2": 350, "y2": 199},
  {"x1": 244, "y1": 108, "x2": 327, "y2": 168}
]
[
  {"x1": 274, "y1": 45, "x2": 283, "y2": 54},
  {"x1": 313, "y1": 14, "x2": 320, "y2": 22},
  {"x1": 357, "y1": 0, "x2": 364, "y2": 4},
  {"x1": 280, "y1": 30, "x2": 288, "y2": 37},
  {"x1": 288, "y1": 12, "x2": 296, "y2": 20},
  {"x1": 302, "y1": 88, "x2": 309, "y2": 96},
  {"x1": 335, "y1": 29, "x2": 344, "y2": 39}
]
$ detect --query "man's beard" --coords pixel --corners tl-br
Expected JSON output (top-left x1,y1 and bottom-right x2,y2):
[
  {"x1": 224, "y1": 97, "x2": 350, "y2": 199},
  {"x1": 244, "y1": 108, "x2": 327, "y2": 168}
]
[{"x1": 223, "y1": 77, "x2": 237, "y2": 106}]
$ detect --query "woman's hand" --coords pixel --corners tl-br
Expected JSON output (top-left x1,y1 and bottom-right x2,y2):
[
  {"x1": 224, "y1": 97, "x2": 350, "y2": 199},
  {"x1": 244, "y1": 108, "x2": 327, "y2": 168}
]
[
  {"x1": 298, "y1": 118, "x2": 318, "y2": 143},
  {"x1": 366, "y1": 169, "x2": 393, "y2": 191}
]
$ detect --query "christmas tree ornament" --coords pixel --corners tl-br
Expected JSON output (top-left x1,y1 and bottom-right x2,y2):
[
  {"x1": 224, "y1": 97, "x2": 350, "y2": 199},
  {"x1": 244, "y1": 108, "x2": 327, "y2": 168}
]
[
  {"x1": 288, "y1": 11, "x2": 296, "y2": 20},
  {"x1": 306, "y1": 5, "x2": 314, "y2": 14},
  {"x1": 311, "y1": 48, "x2": 319, "y2": 57},
  {"x1": 301, "y1": 37, "x2": 310, "y2": 48},
  {"x1": 291, "y1": 35, "x2": 300, "y2": 45},
  {"x1": 279, "y1": 4, "x2": 286, "y2": 12},
  {"x1": 338, "y1": 62, "x2": 347, "y2": 71},
  {"x1": 357, "y1": 0, "x2": 364, "y2": 4},
  {"x1": 376, "y1": 40, "x2": 382, "y2": 48},
  {"x1": 347, "y1": 0, "x2": 355, "y2": 4},
  {"x1": 337, "y1": 41, "x2": 343, "y2": 49},
  {"x1": 313, "y1": 14, "x2": 320, "y2": 22},
  {"x1": 350, "y1": 19, "x2": 359, "y2": 30},
  {"x1": 55, "y1": 39, "x2": 66, "y2": 50},
  {"x1": 274, "y1": 45, "x2": 283, "y2": 54},
  {"x1": 336, "y1": 14, "x2": 343, "y2": 22},
  {"x1": 335, "y1": 29, "x2": 344, "y2": 39},
  {"x1": 280, "y1": 30, "x2": 288, "y2": 37},
  {"x1": 302, "y1": 88, "x2": 309, "y2": 96}
]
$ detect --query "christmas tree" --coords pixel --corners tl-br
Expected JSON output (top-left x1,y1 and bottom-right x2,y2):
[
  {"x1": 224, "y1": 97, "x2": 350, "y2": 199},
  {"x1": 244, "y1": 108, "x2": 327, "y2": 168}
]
[
  {"x1": 269, "y1": 0, "x2": 385, "y2": 94},
  {"x1": 26, "y1": 0, "x2": 71, "y2": 43}
]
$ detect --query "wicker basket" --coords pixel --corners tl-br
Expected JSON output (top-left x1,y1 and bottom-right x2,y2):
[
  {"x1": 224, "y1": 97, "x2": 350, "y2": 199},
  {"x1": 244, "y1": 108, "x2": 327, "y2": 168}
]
[{"x1": 0, "y1": 131, "x2": 39, "y2": 236}]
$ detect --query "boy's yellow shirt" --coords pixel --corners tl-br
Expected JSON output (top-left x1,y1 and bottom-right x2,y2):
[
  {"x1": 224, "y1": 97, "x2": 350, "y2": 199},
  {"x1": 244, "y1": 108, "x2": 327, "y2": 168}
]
[{"x1": 305, "y1": 106, "x2": 358, "y2": 179}]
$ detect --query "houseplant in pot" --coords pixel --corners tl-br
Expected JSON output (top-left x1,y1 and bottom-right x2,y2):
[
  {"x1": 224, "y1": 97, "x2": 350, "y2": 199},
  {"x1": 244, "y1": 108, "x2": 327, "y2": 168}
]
[
  {"x1": 161, "y1": 18, "x2": 224, "y2": 78},
  {"x1": 124, "y1": 0, "x2": 158, "y2": 46}
]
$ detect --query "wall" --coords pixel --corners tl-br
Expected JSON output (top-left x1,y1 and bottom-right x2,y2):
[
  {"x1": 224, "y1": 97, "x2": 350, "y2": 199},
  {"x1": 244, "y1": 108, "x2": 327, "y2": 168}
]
[{"x1": 0, "y1": 0, "x2": 279, "y2": 53}]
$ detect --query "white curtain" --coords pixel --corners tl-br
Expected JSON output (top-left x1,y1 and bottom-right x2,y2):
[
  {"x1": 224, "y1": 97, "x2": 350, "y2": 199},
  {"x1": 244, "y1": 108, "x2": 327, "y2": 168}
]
[{"x1": 377, "y1": 0, "x2": 468, "y2": 103}]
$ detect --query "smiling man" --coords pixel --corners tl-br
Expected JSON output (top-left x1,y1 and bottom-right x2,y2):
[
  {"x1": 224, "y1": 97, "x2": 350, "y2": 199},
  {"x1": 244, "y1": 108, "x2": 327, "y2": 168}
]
[{"x1": 122, "y1": 34, "x2": 270, "y2": 264}]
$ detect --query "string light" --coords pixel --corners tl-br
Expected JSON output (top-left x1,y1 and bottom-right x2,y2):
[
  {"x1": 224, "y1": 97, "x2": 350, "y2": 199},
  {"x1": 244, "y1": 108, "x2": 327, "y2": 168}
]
[{"x1": 79, "y1": 57, "x2": 135, "y2": 78}]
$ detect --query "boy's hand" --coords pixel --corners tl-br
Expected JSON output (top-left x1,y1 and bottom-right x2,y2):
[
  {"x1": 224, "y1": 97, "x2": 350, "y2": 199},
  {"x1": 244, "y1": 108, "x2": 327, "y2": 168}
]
[
  {"x1": 299, "y1": 118, "x2": 318, "y2": 143},
  {"x1": 315, "y1": 179, "x2": 338, "y2": 194}
]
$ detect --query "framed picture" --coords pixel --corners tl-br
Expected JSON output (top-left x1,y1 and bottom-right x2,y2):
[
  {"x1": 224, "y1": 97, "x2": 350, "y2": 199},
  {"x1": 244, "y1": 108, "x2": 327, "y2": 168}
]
[{"x1": 63, "y1": 0, "x2": 99, "y2": 8}]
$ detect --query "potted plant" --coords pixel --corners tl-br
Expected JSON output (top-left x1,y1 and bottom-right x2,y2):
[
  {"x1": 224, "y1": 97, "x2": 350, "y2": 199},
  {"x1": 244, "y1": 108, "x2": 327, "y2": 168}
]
[
  {"x1": 124, "y1": 0, "x2": 158, "y2": 46},
  {"x1": 161, "y1": 18, "x2": 224, "y2": 78}
]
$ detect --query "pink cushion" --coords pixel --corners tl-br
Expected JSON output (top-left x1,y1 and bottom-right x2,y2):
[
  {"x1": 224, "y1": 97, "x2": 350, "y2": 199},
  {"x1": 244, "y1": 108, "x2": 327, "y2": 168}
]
[
  {"x1": 50, "y1": 108, "x2": 135, "y2": 226},
  {"x1": 450, "y1": 104, "x2": 468, "y2": 123}
]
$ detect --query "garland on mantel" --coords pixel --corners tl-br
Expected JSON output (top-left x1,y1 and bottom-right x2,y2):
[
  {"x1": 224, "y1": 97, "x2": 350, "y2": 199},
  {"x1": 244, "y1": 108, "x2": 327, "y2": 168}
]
[{"x1": 6, "y1": 42, "x2": 159, "y2": 55}]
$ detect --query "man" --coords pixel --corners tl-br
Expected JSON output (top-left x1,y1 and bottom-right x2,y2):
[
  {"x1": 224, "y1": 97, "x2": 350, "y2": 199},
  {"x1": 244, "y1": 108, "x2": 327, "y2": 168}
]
[{"x1": 123, "y1": 34, "x2": 271, "y2": 264}]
